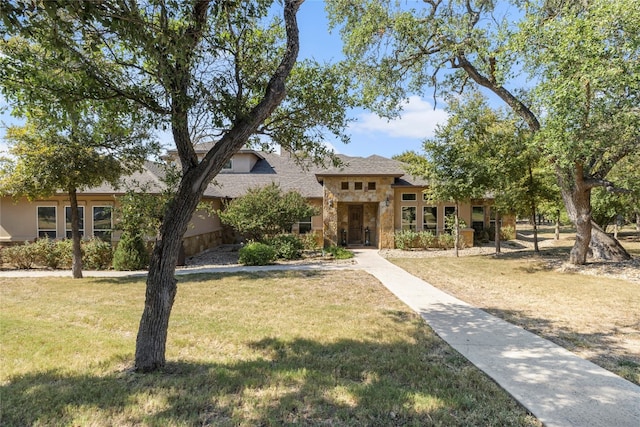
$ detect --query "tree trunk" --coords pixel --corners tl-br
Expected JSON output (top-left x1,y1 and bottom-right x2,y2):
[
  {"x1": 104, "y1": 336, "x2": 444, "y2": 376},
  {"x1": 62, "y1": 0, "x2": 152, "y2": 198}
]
[
  {"x1": 557, "y1": 167, "x2": 630, "y2": 264},
  {"x1": 494, "y1": 209, "x2": 501, "y2": 254},
  {"x1": 454, "y1": 201, "x2": 460, "y2": 257},
  {"x1": 134, "y1": 0, "x2": 302, "y2": 372},
  {"x1": 636, "y1": 212, "x2": 639, "y2": 234},
  {"x1": 528, "y1": 165, "x2": 539, "y2": 253},
  {"x1": 559, "y1": 171, "x2": 593, "y2": 264},
  {"x1": 68, "y1": 187, "x2": 83, "y2": 279},
  {"x1": 135, "y1": 174, "x2": 202, "y2": 372},
  {"x1": 555, "y1": 209, "x2": 560, "y2": 241},
  {"x1": 590, "y1": 221, "x2": 631, "y2": 261}
]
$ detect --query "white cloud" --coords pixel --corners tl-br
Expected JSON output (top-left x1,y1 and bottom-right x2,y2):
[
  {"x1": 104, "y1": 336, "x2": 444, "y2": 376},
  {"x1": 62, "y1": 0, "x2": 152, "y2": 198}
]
[{"x1": 350, "y1": 96, "x2": 448, "y2": 139}]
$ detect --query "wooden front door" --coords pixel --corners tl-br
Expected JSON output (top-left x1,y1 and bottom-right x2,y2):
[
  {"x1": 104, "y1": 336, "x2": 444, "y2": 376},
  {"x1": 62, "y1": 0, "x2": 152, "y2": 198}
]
[{"x1": 348, "y1": 205, "x2": 363, "y2": 244}]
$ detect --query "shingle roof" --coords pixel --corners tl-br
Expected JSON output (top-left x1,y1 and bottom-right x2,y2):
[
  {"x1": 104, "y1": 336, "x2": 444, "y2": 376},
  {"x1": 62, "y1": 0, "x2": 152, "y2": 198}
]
[
  {"x1": 76, "y1": 151, "x2": 429, "y2": 198},
  {"x1": 205, "y1": 152, "x2": 323, "y2": 198},
  {"x1": 74, "y1": 161, "x2": 166, "y2": 195}
]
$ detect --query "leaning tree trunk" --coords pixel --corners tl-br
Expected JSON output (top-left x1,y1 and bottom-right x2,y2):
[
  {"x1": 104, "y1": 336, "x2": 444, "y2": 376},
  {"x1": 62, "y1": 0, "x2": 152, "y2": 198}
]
[
  {"x1": 590, "y1": 221, "x2": 631, "y2": 261},
  {"x1": 557, "y1": 167, "x2": 630, "y2": 265},
  {"x1": 68, "y1": 187, "x2": 83, "y2": 279},
  {"x1": 135, "y1": 172, "x2": 203, "y2": 372},
  {"x1": 134, "y1": 0, "x2": 302, "y2": 373}
]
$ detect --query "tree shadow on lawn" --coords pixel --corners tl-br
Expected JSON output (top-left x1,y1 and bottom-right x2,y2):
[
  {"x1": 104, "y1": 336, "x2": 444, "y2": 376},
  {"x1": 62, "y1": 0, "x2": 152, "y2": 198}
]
[
  {"x1": 1, "y1": 322, "x2": 537, "y2": 426},
  {"x1": 481, "y1": 306, "x2": 640, "y2": 385}
]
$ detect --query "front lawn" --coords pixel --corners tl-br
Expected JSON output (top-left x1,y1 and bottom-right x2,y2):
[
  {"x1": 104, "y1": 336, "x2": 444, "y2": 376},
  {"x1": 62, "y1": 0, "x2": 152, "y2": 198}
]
[{"x1": 0, "y1": 271, "x2": 539, "y2": 426}]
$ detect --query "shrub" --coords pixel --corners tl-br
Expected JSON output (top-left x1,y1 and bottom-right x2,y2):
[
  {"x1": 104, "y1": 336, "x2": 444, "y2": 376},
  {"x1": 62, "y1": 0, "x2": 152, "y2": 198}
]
[
  {"x1": 265, "y1": 234, "x2": 303, "y2": 260},
  {"x1": 30, "y1": 237, "x2": 66, "y2": 269},
  {"x1": 83, "y1": 238, "x2": 113, "y2": 270},
  {"x1": 238, "y1": 242, "x2": 277, "y2": 266},
  {"x1": 488, "y1": 225, "x2": 516, "y2": 241},
  {"x1": 501, "y1": 225, "x2": 516, "y2": 241},
  {"x1": 437, "y1": 233, "x2": 455, "y2": 249},
  {"x1": 418, "y1": 231, "x2": 437, "y2": 248},
  {"x1": 324, "y1": 245, "x2": 354, "y2": 260},
  {"x1": 55, "y1": 239, "x2": 74, "y2": 269},
  {"x1": 3, "y1": 242, "x2": 38, "y2": 269},
  {"x1": 113, "y1": 232, "x2": 149, "y2": 270},
  {"x1": 394, "y1": 229, "x2": 419, "y2": 250},
  {"x1": 218, "y1": 183, "x2": 318, "y2": 241},
  {"x1": 300, "y1": 232, "x2": 321, "y2": 252}
]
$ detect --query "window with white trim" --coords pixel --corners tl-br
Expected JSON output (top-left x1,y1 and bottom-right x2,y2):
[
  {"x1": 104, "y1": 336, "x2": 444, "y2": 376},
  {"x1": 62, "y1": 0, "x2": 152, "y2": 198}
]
[
  {"x1": 401, "y1": 206, "x2": 417, "y2": 230},
  {"x1": 401, "y1": 193, "x2": 417, "y2": 201},
  {"x1": 92, "y1": 206, "x2": 112, "y2": 241},
  {"x1": 423, "y1": 206, "x2": 438, "y2": 233},
  {"x1": 472, "y1": 206, "x2": 485, "y2": 233},
  {"x1": 37, "y1": 206, "x2": 57, "y2": 239},
  {"x1": 296, "y1": 216, "x2": 313, "y2": 234},
  {"x1": 65, "y1": 206, "x2": 85, "y2": 239},
  {"x1": 444, "y1": 206, "x2": 456, "y2": 234}
]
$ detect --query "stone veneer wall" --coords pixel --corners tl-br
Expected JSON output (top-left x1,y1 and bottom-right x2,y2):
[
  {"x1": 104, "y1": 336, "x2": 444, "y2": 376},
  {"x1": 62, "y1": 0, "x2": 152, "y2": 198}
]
[
  {"x1": 322, "y1": 176, "x2": 396, "y2": 249},
  {"x1": 182, "y1": 229, "x2": 224, "y2": 257}
]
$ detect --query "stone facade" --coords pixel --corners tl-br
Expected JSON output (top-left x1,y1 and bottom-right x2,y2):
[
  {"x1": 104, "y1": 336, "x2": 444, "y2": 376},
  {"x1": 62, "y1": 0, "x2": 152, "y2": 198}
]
[{"x1": 321, "y1": 176, "x2": 396, "y2": 249}]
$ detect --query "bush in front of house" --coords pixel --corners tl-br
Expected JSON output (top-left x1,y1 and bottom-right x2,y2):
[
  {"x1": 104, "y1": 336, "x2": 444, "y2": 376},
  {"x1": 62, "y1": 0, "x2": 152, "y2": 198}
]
[
  {"x1": 82, "y1": 237, "x2": 114, "y2": 270},
  {"x1": 394, "y1": 230, "x2": 441, "y2": 250},
  {"x1": 501, "y1": 225, "x2": 516, "y2": 240},
  {"x1": 437, "y1": 233, "x2": 456, "y2": 249},
  {"x1": 394, "y1": 229, "x2": 419, "y2": 250},
  {"x1": 324, "y1": 245, "x2": 354, "y2": 260},
  {"x1": 2, "y1": 242, "x2": 38, "y2": 269},
  {"x1": 2, "y1": 238, "x2": 113, "y2": 270},
  {"x1": 300, "y1": 231, "x2": 321, "y2": 252},
  {"x1": 238, "y1": 242, "x2": 277, "y2": 266},
  {"x1": 30, "y1": 237, "x2": 71, "y2": 269},
  {"x1": 265, "y1": 234, "x2": 304, "y2": 260},
  {"x1": 113, "y1": 232, "x2": 149, "y2": 270},
  {"x1": 487, "y1": 224, "x2": 516, "y2": 241}
]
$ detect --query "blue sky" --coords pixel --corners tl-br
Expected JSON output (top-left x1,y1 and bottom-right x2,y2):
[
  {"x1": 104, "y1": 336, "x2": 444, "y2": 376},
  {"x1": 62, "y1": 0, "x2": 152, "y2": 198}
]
[{"x1": 1, "y1": 1, "x2": 448, "y2": 159}]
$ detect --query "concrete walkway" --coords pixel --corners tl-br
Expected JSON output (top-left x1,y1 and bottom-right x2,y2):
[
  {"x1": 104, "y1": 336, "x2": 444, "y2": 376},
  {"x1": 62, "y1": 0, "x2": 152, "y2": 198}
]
[
  {"x1": 352, "y1": 249, "x2": 640, "y2": 427},
  {"x1": 2, "y1": 250, "x2": 639, "y2": 426}
]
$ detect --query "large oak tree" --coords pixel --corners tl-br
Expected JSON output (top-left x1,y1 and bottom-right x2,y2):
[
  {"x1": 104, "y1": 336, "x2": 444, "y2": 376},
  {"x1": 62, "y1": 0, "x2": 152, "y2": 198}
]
[
  {"x1": 328, "y1": 0, "x2": 638, "y2": 264},
  {"x1": 1, "y1": 0, "x2": 351, "y2": 372}
]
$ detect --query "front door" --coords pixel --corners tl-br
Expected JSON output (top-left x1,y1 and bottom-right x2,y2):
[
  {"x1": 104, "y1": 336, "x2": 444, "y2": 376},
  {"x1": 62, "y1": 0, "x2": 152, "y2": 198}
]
[{"x1": 348, "y1": 205, "x2": 363, "y2": 245}]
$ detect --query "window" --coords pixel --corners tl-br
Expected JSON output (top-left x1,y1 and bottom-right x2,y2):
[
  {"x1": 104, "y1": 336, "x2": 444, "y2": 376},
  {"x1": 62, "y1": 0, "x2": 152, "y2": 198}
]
[
  {"x1": 65, "y1": 206, "x2": 85, "y2": 239},
  {"x1": 367, "y1": 182, "x2": 376, "y2": 190},
  {"x1": 423, "y1": 206, "x2": 438, "y2": 232},
  {"x1": 297, "y1": 216, "x2": 312, "y2": 234},
  {"x1": 222, "y1": 159, "x2": 232, "y2": 170},
  {"x1": 444, "y1": 206, "x2": 456, "y2": 234},
  {"x1": 401, "y1": 206, "x2": 417, "y2": 230},
  {"x1": 472, "y1": 206, "x2": 485, "y2": 233},
  {"x1": 37, "y1": 206, "x2": 57, "y2": 238},
  {"x1": 93, "y1": 206, "x2": 112, "y2": 241},
  {"x1": 401, "y1": 193, "x2": 417, "y2": 201},
  {"x1": 354, "y1": 182, "x2": 363, "y2": 190},
  {"x1": 341, "y1": 181, "x2": 349, "y2": 190}
]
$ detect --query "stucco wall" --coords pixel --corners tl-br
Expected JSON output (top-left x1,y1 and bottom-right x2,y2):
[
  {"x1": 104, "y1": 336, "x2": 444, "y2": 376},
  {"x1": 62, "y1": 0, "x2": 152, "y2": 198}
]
[
  {"x1": 0, "y1": 195, "x2": 224, "y2": 256},
  {"x1": 1, "y1": 195, "x2": 117, "y2": 243}
]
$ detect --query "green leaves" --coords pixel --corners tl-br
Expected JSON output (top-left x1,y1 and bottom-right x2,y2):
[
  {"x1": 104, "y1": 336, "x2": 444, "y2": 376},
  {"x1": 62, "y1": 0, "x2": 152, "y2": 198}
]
[{"x1": 218, "y1": 183, "x2": 318, "y2": 241}]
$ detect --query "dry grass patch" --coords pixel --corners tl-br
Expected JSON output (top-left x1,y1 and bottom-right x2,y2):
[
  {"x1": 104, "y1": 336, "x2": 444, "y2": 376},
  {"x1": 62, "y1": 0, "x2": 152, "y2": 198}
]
[
  {"x1": 389, "y1": 251, "x2": 640, "y2": 385},
  {"x1": 1, "y1": 271, "x2": 539, "y2": 426}
]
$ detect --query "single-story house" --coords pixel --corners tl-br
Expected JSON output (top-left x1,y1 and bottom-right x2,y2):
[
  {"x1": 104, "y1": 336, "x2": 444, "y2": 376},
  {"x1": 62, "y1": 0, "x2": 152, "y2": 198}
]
[{"x1": 0, "y1": 145, "x2": 513, "y2": 256}]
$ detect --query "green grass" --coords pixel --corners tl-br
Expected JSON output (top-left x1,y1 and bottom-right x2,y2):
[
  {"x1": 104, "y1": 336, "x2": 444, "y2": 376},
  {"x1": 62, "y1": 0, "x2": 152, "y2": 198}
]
[{"x1": 0, "y1": 271, "x2": 539, "y2": 426}]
